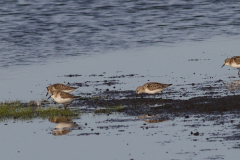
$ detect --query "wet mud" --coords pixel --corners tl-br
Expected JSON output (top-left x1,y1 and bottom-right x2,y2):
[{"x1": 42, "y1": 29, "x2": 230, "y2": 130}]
[
  {"x1": 10, "y1": 73, "x2": 240, "y2": 159},
  {"x1": 68, "y1": 77, "x2": 240, "y2": 118},
  {"x1": 74, "y1": 90, "x2": 240, "y2": 126},
  {"x1": 59, "y1": 76, "x2": 240, "y2": 151}
]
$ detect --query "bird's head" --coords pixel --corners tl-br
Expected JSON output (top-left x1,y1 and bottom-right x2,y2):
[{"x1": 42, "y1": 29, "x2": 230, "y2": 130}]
[
  {"x1": 136, "y1": 86, "x2": 143, "y2": 94},
  {"x1": 222, "y1": 58, "x2": 230, "y2": 68}
]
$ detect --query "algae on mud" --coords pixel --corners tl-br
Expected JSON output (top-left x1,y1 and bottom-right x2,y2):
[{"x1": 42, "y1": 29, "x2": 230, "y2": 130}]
[
  {"x1": 73, "y1": 90, "x2": 240, "y2": 121},
  {"x1": 0, "y1": 101, "x2": 81, "y2": 121}
]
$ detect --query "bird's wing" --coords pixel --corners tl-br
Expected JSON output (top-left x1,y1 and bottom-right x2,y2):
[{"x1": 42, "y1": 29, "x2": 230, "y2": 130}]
[
  {"x1": 60, "y1": 92, "x2": 76, "y2": 99},
  {"x1": 145, "y1": 83, "x2": 163, "y2": 91},
  {"x1": 53, "y1": 84, "x2": 67, "y2": 90},
  {"x1": 145, "y1": 82, "x2": 172, "y2": 91},
  {"x1": 54, "y1": 84, "x2": 77, "y2": 90},
  {"x1": 233, "y1": 56, "x2": 240, "y2": 64},
  {"x1": 67, "y1": 86, "x2": 78, "y2": 90}
]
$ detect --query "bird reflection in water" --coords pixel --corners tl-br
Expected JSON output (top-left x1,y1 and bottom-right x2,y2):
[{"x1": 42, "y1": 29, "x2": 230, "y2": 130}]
[
  {"x1": 225, "y1": 80, "x2": 240, "y2": 91},
  {"x1": 49, "y1": 117, "x2": 78, "y2": 136},
  {"x1": 138, "y1": 114, "x2": 169, "y2": 123},
  {"x1": 52, "y1": 122, "x2": 78, "y2": 136}
]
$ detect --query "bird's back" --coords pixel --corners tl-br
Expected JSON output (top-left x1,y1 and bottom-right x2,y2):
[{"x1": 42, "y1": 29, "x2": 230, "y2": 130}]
[
  {"x1": 144, "y1": 82, "x2": 172, "y2": 91},
  {"x1": 231, "y1": 56, "x2": 240, "y2": 64}
]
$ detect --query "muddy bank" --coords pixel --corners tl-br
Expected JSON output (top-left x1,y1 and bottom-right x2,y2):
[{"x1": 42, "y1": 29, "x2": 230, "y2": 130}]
[
  {"x1": 65, "y1": 77, "x2": 240, "y2": 119},
  {"x1": 70, "y1": 90, "x2": 240, "y2": 147},
  {"x1": 74, "y1": 91, "x2": 240, "y2": 117}
]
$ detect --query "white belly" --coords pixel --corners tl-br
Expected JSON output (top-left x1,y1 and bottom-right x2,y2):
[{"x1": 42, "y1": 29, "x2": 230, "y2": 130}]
[
  {"x1": 52, "y1": 96, "x2": 74, "y2": 104},
  {"x1": 52, "y1": 122, "x2": 78, "y2": 135},
  {"x1": 54, "y1": 122, "x2": 78, "y2": 129},
  {"x1": 145, "y1": 88, "x2": 163, "y2": 94},
  {"x1": 229, "y1": 62, "x2": 240, "y2": 68}
]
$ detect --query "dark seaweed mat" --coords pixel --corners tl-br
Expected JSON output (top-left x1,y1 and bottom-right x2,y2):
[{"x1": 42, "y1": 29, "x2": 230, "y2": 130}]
[{"x1": 74, "y1": 90, "x2": 240, "y2": 118}]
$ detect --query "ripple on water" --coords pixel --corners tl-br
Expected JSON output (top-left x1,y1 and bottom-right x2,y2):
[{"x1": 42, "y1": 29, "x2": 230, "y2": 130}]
[{"x1": 1, "y1": 0, "x2": 240, "y2": 67}]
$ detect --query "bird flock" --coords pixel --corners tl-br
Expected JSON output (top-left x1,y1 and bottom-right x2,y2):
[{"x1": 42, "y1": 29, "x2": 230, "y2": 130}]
[{"x1": 46, "y1": 56, "x2": 240, "y2": 109}]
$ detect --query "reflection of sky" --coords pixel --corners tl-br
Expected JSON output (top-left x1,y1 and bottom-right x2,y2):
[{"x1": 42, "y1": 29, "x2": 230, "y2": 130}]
[
  {"x1": 0, "y1": 113, "x2": 239, "y2": 160},
  {"x1": 1, "y1": 36, "x2": 240, "y2": 159},
  {"x1": 0, "y1": 36, "x2": 239, "y2": 101}
]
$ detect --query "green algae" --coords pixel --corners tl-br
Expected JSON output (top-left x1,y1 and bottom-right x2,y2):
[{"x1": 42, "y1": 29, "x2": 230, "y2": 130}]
[{"x1": 0, "y1": 101, "x2": 81, "y2": 121}]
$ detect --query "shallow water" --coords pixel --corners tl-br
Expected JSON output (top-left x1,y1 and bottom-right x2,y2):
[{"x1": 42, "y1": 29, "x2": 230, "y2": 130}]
[
  {"x1": 1, "y1": 36, "x2": 240, "y2": 159},
  {"x1": 1, "y1": 113, "x2": 240, "y2": 160},
  {"x1": 0, "y1": 36, "x2": 240, "y2": 101},
  {"x1": 1, "y1": 1, "x2": 240, "y2": 159}
]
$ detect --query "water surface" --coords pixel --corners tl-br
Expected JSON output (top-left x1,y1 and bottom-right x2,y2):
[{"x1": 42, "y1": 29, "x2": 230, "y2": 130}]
[
  {"x1": 1, "y1": 1, "x2": 240, "y2": 159},
  {"x1": 1, "y1": 0, "x2": 240, "y2": 67},
  {"x1": 1, "y1": 113, "x2": 240, "y2": 160}
]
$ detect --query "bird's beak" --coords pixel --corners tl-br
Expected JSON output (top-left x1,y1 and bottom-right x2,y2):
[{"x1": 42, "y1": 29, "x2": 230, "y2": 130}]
[
  {"x1": 221, "y1": 64, "x2": 225, "y2": 68},
  {"x1": 47, "y1": 95, "x2": 51, "y2": 100},
  {"x1": 46, "y1": 92, "x2": 48, "y2": 96}
]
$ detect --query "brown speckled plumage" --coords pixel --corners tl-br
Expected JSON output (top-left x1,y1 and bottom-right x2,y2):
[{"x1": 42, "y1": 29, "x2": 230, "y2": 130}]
[
  {"x1": 222, "y1": 56, "x2": 240, "y2": 67},
  {"x1": 222, "y1": 56, "x2": 240, "y2": 76},
  {"x1": 57, "y1": 91, "x2": 80, "y2": 99},
  {"x1": 136, "y1": 82, "x2": 172, "y2": 98},
  {"x1": 46, "y1": 83, "x2": 78, "y2": 96},
  {"x1": 143, "y1": 82, "x2": 172, "y2": 91}
]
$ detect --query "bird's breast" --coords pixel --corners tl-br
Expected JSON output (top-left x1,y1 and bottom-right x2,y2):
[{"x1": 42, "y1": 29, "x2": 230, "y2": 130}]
[
  {"x1": 230, "y1": 62, "x2": 240, "y2": 68},
  {"x1": 145, "y1": 88, "x2": 163, "y2": 94}
]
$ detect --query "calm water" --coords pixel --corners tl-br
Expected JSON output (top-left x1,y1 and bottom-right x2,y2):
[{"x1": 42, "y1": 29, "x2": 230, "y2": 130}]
[
  {"x1": 1, "y1": 1, "x2": 240, "y2": 159},
  {"x1": 1, "y1": 0, "x2": 240, "y2": 68},
  {"x1": 1, "y1": 114, "x2": 240, "y2": 160}
]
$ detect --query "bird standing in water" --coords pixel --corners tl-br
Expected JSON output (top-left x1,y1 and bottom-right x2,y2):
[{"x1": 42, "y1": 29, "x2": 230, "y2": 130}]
[{"x1": 222, "y1": 56, "x2": 240, "y2": 76}]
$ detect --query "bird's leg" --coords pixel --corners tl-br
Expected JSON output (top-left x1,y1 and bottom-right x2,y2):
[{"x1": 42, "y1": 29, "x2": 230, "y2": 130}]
[
  {"x1": 65, "y1": 102, "x2": 72, "y2": 110},
  {"x1": 47, "y1": 95, "x2": 51, "y2": 100},
  {"x1": 157, "y1": 92, "x2": 162, "y2": 100},
  {"x1": 238, "y1": 69, "x2": 240, "y2": 77},
  {"x1": 153, "y1": 94, "x2": 156, "y2": 101},
  {"x1": 46, "y1": 92, "x2": 48, "y2": 96}
]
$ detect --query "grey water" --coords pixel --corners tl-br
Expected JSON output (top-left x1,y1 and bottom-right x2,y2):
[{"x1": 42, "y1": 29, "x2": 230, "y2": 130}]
[
  {"x1": 1, "y1": 1, "x2": 240, "y2": 160},
  {"x1": 1, "y1": 114, "x2": 240, "y2": 160},
  {"x1": 1, "y1": 0, "x2": 240, "y2": 68}
]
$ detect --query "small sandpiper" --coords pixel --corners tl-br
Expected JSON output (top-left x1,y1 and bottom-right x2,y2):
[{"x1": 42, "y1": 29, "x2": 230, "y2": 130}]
[
  {"x1": 52, "y1": 122, "x2": 78, "y2": 136},
  {"x1": 46, "y1": 83, "x2": 78, "y2": 96},
  {"x1": 136, "y1": 82, "x2": 172, "y2": 99},
  {"x1": 222, "y1": 56, "x2": 240, "y2": 76},
  {"x1": 48, "y1": 91, "x2": 81, "y2": 109}
]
